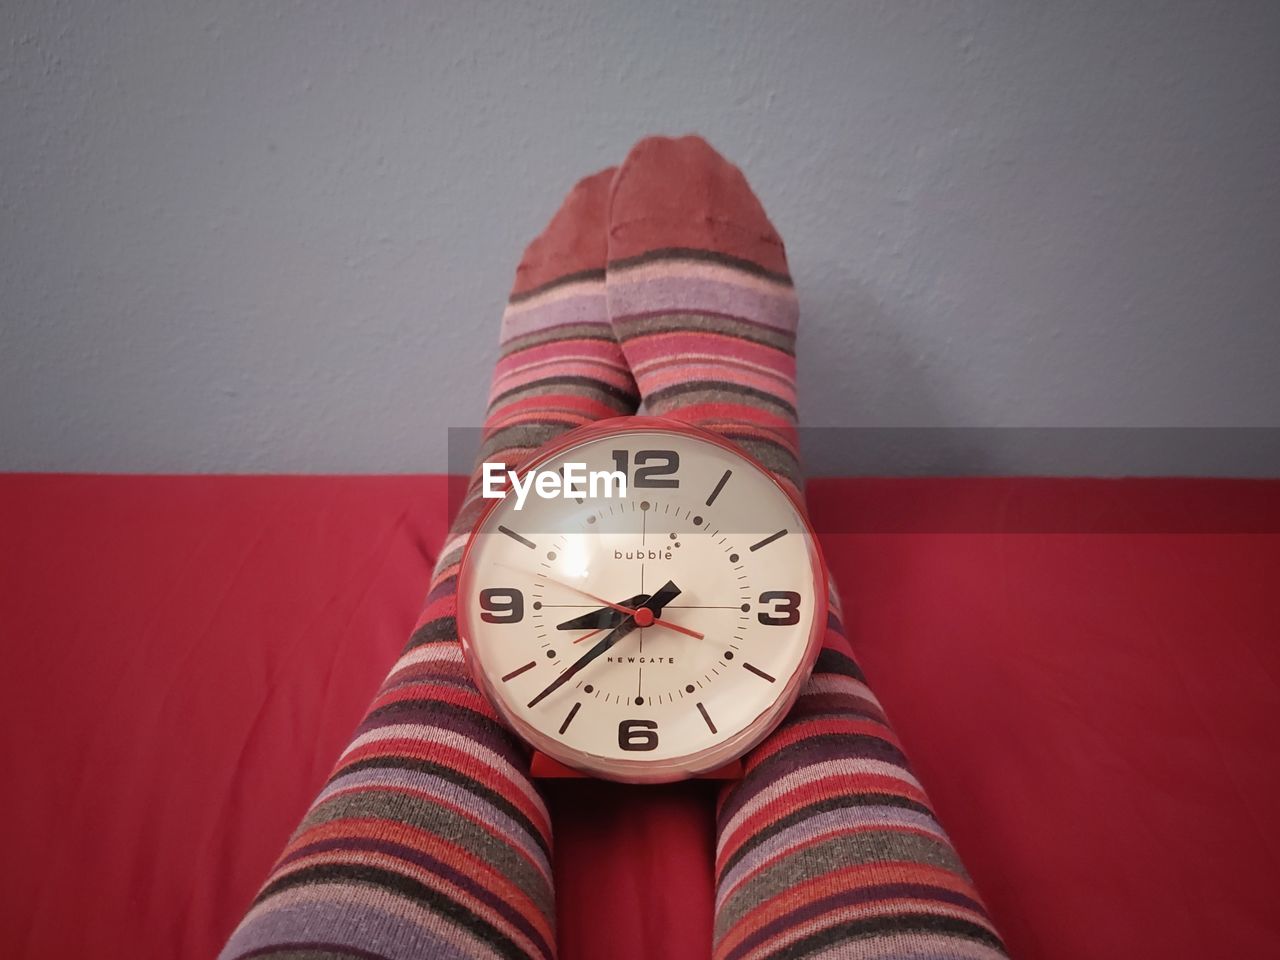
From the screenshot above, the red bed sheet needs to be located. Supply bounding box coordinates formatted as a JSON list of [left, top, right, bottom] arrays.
[[2, 474, 1278, 959]]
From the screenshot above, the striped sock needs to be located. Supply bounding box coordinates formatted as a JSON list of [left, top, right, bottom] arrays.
[[221, 167, 637, 960], [605, 135, 1006, 960]]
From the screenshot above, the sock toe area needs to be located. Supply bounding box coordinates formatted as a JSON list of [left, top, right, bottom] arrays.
[[512, 166, 617, 299], [609, 134, 789, 279]]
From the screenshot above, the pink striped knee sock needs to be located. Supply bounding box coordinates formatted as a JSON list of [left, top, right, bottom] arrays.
[[220, 167, 637, 960], [605, 135, 1006, 960]]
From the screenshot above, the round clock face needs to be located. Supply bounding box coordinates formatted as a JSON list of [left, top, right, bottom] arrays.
[[457, 417, 826, 783]]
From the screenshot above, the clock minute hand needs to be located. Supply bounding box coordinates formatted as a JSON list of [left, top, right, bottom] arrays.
[[528, 582, 691, 708], [527, 618, 638, 709]]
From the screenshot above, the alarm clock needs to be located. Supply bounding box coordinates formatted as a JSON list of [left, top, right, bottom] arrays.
[[457, 417, 827, 783]]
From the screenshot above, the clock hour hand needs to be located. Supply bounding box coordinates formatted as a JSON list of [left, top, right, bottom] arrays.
[[642, 581, 681, 616], [539, 575, 704, 640], [527, 618, 638, 708], [555, 594, 648, 631]]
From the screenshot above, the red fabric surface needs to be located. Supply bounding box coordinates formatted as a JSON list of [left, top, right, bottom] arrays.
[[2, 474, 1278, 959]]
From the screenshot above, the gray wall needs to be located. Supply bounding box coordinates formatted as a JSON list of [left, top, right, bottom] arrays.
[[3, 1, 1278, 475]]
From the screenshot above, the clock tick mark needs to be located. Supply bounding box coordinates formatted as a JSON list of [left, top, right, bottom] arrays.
[[559, 703, 581, 734], [501, 661, 537, 682], [749, 529, 788, 552], [706, 469, 732, 506], [697, 702, 718, 734], [743, 662, 777, 683], [498, 526, 536, 550]]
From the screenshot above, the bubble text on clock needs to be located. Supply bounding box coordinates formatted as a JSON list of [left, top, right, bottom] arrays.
[[481, 462, 627, 511]]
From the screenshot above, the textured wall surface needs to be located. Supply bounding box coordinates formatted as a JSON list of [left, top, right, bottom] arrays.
[[3, 1, 1278, 474]]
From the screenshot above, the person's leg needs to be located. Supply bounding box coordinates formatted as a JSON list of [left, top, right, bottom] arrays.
[[606, 136, 1006, 959], [221, 168, 637, 960]]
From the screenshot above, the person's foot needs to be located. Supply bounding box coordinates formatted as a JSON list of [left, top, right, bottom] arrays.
[[488, 164, 639, 463], [447, 166, 640, 548], [606, 134, 802, 496]]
